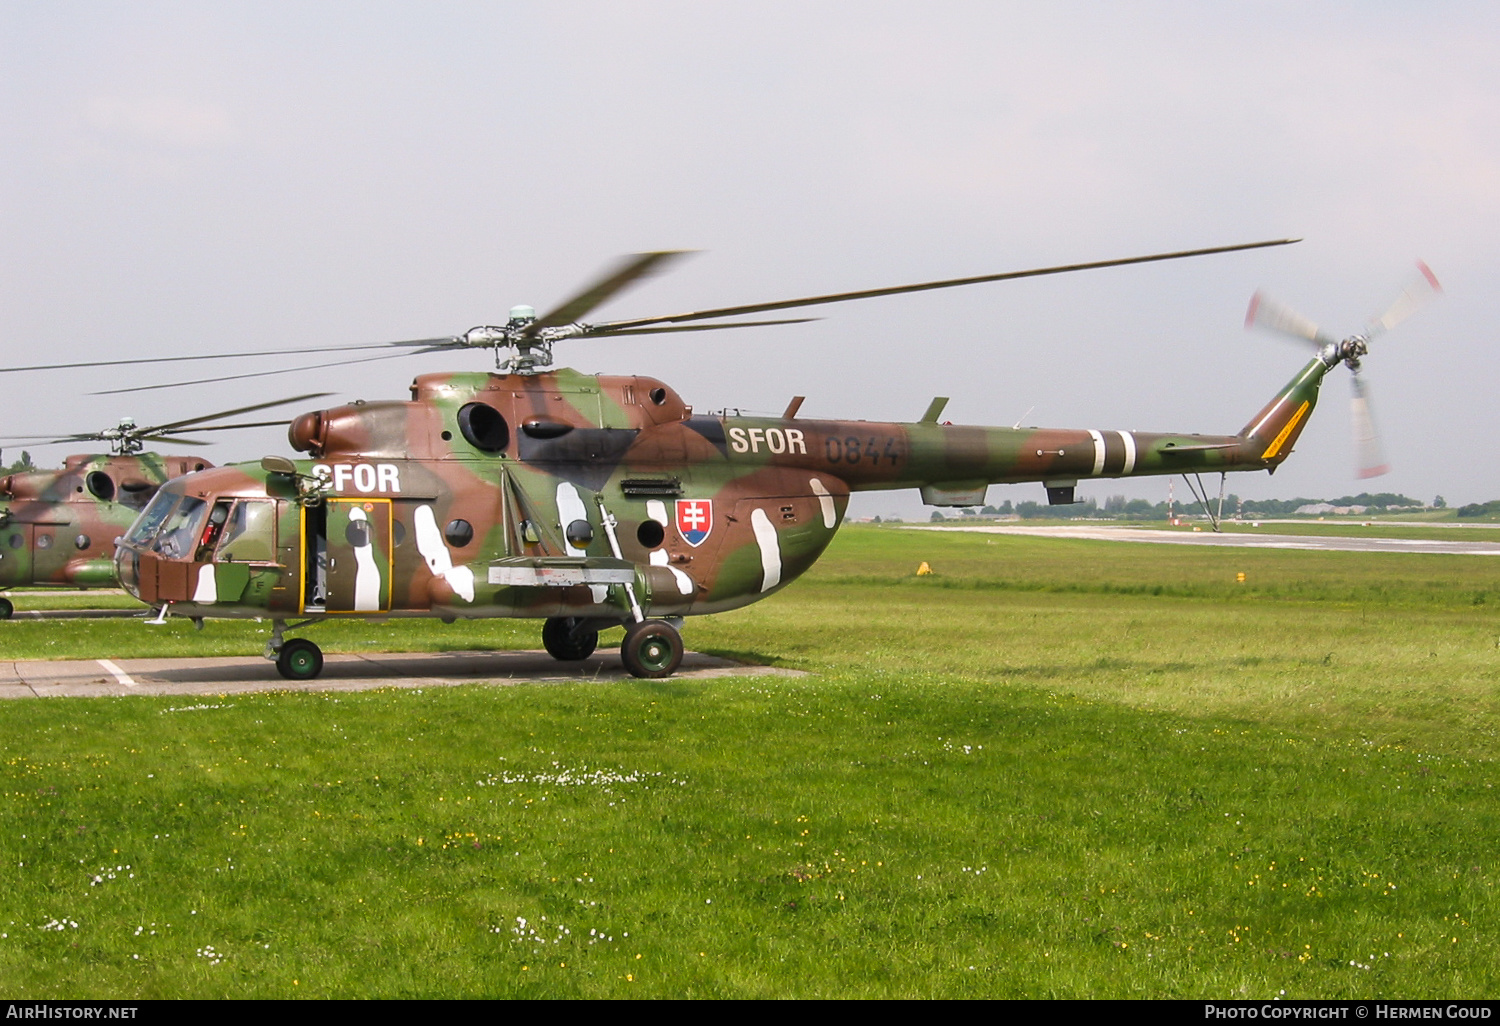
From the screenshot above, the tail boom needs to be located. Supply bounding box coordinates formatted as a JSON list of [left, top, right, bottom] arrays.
[[716, 356, 1331, 499]]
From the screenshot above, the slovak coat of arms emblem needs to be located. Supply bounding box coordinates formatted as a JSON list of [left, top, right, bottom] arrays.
[[675, 499, 713, 547]]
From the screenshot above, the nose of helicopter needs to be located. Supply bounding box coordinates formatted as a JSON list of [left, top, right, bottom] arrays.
[[113, 541, 142, 599]]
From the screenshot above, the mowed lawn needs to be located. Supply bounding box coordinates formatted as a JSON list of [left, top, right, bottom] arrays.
[[1, 525, 1497, 998]]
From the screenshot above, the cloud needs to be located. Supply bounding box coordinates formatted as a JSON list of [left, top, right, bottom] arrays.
[[84, 94, 235, 150]]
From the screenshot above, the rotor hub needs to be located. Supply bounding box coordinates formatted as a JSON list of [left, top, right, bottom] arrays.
[[1335, 335, 1369, 373], [107, 419, 144, 455], [461, 318, 580, 375]]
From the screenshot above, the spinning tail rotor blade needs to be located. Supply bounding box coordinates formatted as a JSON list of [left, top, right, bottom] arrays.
[[1245, 291, 1333, 347], [1349, 370, 1389, 479], [1366, 260, 1442, 339]]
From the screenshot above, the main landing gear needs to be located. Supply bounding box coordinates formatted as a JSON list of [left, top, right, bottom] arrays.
[[540, 615, 685, 679], [542, 616, 599, 661], [265, 619, 326, 681]]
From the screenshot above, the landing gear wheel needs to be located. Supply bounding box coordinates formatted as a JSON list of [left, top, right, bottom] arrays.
[[620, 619, 683, 679], [0, 597, 12, 619], [276, 638, 324, 681], [542, 617, 598, 661]]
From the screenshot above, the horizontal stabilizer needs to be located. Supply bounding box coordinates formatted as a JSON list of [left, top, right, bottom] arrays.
[[1161, 442, 1240, 453]]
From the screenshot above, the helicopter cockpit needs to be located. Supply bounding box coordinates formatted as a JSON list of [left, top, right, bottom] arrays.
[[116, 477, 284, 605], [123, 491, 208, 560]]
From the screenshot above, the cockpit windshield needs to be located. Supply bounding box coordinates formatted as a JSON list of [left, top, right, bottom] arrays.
[[123, 490, 210, 559], [153, 497, 208, 559], [124, 490, 178, 547]]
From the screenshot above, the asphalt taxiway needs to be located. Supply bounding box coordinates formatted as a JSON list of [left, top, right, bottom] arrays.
[[906, 524, 1500, 555], [0, 649, 801, 699]]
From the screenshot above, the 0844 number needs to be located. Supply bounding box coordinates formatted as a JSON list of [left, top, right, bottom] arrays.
[[824, 435, 901, 466]]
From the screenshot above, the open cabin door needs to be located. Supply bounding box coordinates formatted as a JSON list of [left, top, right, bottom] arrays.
[[305, 499, 393, 613]]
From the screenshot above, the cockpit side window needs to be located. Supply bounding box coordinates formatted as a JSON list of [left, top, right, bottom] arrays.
[[215, 500, 277, 562], [195, 501, 232, 562]]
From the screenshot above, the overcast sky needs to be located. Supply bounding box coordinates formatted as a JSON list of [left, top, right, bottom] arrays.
[[2, 2, 1495, 516]]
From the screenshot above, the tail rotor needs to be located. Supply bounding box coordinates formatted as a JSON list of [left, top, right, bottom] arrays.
[[1245, 261, 1441, 479]]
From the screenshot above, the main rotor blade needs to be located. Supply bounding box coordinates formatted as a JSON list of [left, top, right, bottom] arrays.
[[1349, 371, 1389, 479], [0, 342, 407, 376], [137, 435, 212, 447], [0, 433, 98, 445], [528, 251, 693, 335], [585, 318, 819, 337], [154, 419, 304, 434], [137, 392, 333, 436], [1366, 260, 1442, 339], [90, 351, 412, 395], [1245, 290, 1333, 347], [586, 239, 1300, 332]]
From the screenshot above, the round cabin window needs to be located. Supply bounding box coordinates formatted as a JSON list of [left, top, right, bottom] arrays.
[[565, 519, 593, 547], [75, 535, 91, 550], [444, 519, 474, 547], [636, 519, 665, 548]]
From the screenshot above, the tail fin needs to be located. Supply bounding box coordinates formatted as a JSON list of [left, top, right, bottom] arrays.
[[1238, 357, 1331, 467]]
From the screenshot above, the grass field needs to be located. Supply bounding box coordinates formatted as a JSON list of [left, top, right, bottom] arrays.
[[2, 526, 1497, 998], [926, 517, 1500, 542]]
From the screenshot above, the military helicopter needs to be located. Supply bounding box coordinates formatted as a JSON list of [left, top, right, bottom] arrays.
[[0, 395, 329, 617], [95, 238, 1407, 680]]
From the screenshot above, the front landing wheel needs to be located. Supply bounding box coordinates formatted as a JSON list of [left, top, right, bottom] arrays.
[[542, 617, 598, 661], [276, 638, 324, 681], [0, 597, 12, 619], [620, 619, 683, 679]]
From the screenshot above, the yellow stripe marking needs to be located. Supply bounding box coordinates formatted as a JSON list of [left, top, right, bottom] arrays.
[[300, 506, 307, 611], [1260, 401, 1310, 460]]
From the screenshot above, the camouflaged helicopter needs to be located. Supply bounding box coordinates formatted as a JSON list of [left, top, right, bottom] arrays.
[[0, 395, 328, 617], [97, 239, 1432, 681]]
